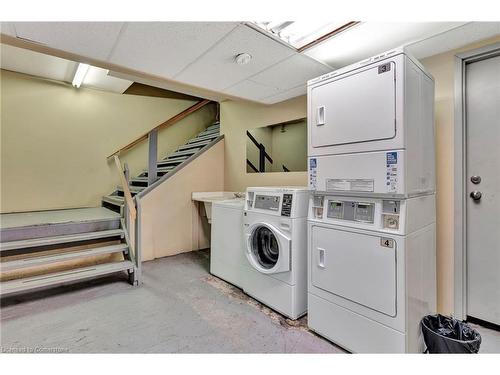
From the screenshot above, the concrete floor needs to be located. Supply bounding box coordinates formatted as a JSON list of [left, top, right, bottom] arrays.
[[0, 250, 343, 353], [1, 250, 499, 353]]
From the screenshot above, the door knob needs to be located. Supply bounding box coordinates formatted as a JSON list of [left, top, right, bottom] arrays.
[[470, 191, 482, 201]]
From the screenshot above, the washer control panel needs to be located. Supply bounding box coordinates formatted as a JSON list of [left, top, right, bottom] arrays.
[[326, 200, 375, 223], [281, 194, 293, 217], [254, 195, 280, 211]]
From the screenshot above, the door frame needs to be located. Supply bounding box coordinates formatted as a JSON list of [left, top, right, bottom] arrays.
[[454, 42, 500, 320]]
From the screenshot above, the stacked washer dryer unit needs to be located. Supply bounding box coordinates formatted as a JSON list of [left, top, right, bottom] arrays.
[[306, 48, 437, 353], [243, 187, 309, 320]]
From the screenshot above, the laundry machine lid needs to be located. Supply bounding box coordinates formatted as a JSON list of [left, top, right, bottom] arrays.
[[246, 223, 290, 274]]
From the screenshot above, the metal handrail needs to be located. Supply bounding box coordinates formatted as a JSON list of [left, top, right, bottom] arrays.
[[107, 99, 212, 159]]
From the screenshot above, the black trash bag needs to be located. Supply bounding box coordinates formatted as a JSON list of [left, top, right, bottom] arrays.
[[421, 314, 482, 353]]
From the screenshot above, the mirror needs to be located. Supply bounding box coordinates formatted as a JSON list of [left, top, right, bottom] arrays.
[[246, 118, 307, 173]]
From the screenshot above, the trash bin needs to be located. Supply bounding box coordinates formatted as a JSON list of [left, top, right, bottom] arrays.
[[421, 314, 482, 353]]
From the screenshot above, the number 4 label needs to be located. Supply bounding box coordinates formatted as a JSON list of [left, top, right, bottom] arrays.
[[380, 238, 394, 248]]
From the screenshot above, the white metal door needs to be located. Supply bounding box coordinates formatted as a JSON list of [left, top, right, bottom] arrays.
[[466, 54, 500, 326], [311, 225, 397, 316], [310, 62, 396, 149]]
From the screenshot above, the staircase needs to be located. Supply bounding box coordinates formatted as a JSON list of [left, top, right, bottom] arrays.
[[0, 100, 217, 297], [0, 207, 138, 297], [102, 121, 221, 214]]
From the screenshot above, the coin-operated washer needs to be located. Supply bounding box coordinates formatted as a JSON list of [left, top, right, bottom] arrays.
[[242, 187, 309, 320]]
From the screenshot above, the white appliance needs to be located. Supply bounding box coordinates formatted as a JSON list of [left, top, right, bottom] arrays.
[[307, 47, 435, 198], [210, 198, 246, 289], [242, 187, 309, 319], [307, 194, 436, 353]]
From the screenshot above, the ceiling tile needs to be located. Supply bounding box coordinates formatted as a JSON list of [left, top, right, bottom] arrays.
[[1, 43, 77, 82], [175, 24, 296, 91], [406, 22, 500, 59], [249, 54, 332, 91], [0, 22, 16, 36], [305, 22, 466, 68], [12, 22, 124, 60], [261, 84, 307, 105], [223, 79, 281, 101], [109, 22, 239, 77]]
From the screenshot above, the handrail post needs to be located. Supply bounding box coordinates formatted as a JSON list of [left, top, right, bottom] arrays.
[[123, 163, 130, 228], [148, 129, 158, 186]]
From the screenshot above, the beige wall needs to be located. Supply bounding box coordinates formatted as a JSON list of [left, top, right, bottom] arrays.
[[0, 70, 215, 213], [420, 35, 500, 315], [221, 95, 308, 191], [139, 140, 225, 261]]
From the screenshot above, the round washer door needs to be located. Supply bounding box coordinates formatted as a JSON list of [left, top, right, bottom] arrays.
[[246, 223, 290, 274]]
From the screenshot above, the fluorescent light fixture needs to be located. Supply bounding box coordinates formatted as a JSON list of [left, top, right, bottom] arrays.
[[251, 21, 355, 49], [72, 63, 90, 88]]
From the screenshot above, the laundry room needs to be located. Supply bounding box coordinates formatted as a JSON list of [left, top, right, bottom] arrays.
[[1, 1, 500, 373]]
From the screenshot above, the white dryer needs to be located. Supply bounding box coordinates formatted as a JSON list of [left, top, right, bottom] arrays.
[[210, 198, 246, 289], [307, 47, 435, 198], [307, 193, 437, 353], [242, 187, 309, 319]]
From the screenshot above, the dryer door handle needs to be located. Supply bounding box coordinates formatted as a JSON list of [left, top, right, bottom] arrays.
[[317, 106, 325, 126], [318, 248, 326, 268]]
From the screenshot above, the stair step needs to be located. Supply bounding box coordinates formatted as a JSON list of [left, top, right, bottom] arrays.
[[142, 166, 175, 177], [101, 197, 124, 214], [0, 260, 134, 297], [1, 243, 129, 272], [177, 140, 211, 151], [0, 229, 124, 252], [168, 148, 199, 158], [188, 133, 219, 144], [157, 158, 187, 167], [197, 128, 219, 137], [116, 185, 145, 194], [0, 208, 121, 243], [206, 123, 220, 131], [130, 177, 149, 186]]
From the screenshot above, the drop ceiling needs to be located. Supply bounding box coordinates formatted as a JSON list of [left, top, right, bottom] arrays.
[[1, 21, 499, 104], [0, 21, 332, 104], [0, 43, 133, 93]]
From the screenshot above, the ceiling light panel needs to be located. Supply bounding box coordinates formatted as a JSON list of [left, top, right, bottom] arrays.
[[83, 67, 133, 93], [305, 22, 466, 67], [12, 22, 125, 60], [109, 22, 239, 78], [72, 63, 90, 88], [252, 21, 351, 49]]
